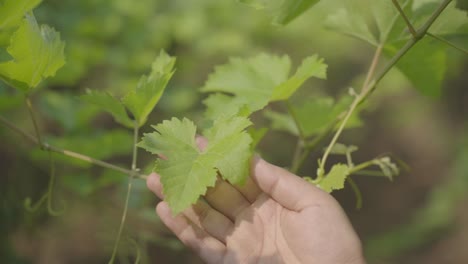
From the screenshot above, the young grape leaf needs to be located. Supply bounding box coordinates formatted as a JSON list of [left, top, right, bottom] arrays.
[[239, 0, 320, 25], [316, 164, 349, 193], [456, 0, 468, 13], [0, 0, 42, 29], [139, 116, 252, 214], [274, 0, 321, 25], [81, 50, 175, 128], [325, 0, 413, 46], [270, 54, 327, 101], [201, 53, 327, 120], [122, 51, 176, 127], [80, 90, 134, 128], [0, 15, 65, 92], [265, 95, 361, 138], [386, 37, 447, 97], [373, 157, 400, 180]]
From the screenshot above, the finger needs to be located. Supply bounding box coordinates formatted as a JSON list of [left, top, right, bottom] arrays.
[[232, 175, 262, 203], [251, 157, 327, 212], [157, 202, 226, 264], [184, 200, 234, 244], [147, 172, 164, 199], [204, 178, 251, 221]]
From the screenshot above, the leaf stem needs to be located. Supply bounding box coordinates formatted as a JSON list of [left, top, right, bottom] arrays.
[[46, 151, 66, 216], [426, 32, 468, 55], [285, 100, 306, 173], [363, 0, 453, 101], [108, 122, 140, 264], [320, 0, 453, 176], [26, 97, 43, 148], [346, 177, 362, 209], [320, 44, 384, 176], [0, 114, 147, 180], [391, 0, 417, 38]]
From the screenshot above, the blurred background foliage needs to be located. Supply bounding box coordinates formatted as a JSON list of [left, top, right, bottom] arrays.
[[1, 0, 467, 263]]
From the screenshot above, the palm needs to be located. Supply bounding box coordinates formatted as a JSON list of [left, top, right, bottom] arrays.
[[148, 158, 364, 264]]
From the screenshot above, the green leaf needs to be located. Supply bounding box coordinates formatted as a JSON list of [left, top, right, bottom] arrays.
[[271, 55, 327, 101], [325, 0, 408, 45], [139, 116, 252, 214], [265, 95, 361, 138], [81, 89, 134, 128], [456, 0, 468, 13], [274, 0, 321, 25], [0, 15, 65, 91], [122, 50, 176, 127], [202, 53, 326, 120], [316, 164, 349, 193], [264, 109, 299, 136], [386, 37, 447, 97], [239, 0, 320, 25], [0, 0, 42, 29]]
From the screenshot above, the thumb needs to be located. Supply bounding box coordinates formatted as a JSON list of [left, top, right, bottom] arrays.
[[251, 157, 327, 211]]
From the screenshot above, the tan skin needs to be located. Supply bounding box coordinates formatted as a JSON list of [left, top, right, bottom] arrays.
[[147, 139, 366, 264]]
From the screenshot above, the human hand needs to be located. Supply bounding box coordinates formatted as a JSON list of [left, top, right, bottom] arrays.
[[147, 154, 365, 264]]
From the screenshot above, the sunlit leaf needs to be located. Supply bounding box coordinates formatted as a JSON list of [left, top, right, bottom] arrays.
[[0, 15, 65, 91], [316, 164, 349, 193], [202, 53, 326, 120], [81, 89, 134, 128], [122, 50, 176, 127], [0, 0, 42, 29], [139, 116, 252, 214], [386, 37, 447, 97], [271, 55, 327, 101]]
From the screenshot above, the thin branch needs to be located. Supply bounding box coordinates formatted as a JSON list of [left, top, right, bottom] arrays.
[[0, 114, 147, 180], [26, 97, 43, 147], [427, 32, 468, 55], [46, 151, 66, 216], [392, 0, 417, 38], [363, 0, 453, 102], [285, 100, 307, 173], [108, 122, 140, 264], [346, 177, 362, 209], [320, 44, 384, 177]]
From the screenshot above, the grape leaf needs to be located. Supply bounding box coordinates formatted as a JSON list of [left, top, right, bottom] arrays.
[[0, 15, 65, 91], [201, 53, 326, 120], [81, 90, 134, 128], [239, 0, 320, 25], [386, 36, 447, 97], [325, 0, 411, 45], [316, 164, 349, 193], [0, 0, 42, 29], [456, 0, 468, 13], [139, 116, 252, 214], [265, 95, 361, 138], [122, 51, 176, 127], [274, 0, 321, 25], [270, 54, 327, 101]]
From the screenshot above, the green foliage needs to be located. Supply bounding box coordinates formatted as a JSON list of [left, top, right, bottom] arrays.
[[0, 0, 42, 29], [305, 164, 350, 193], [456, 0, 468, 13], [0, 14, 65, 91], [265, 95, 361, 138], [201, 53, 327, 120], [81, 90, 134, 128], [81, 51, 175, 128], [240, 0, 320, 25], [122, 51, 176, 127], [139, 116, 252, 214]]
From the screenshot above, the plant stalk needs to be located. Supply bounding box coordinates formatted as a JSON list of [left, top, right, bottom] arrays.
[[0, 114, 147, 180]]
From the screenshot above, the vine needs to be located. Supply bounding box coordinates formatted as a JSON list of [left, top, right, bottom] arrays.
[[0, 0, 466, 261]]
